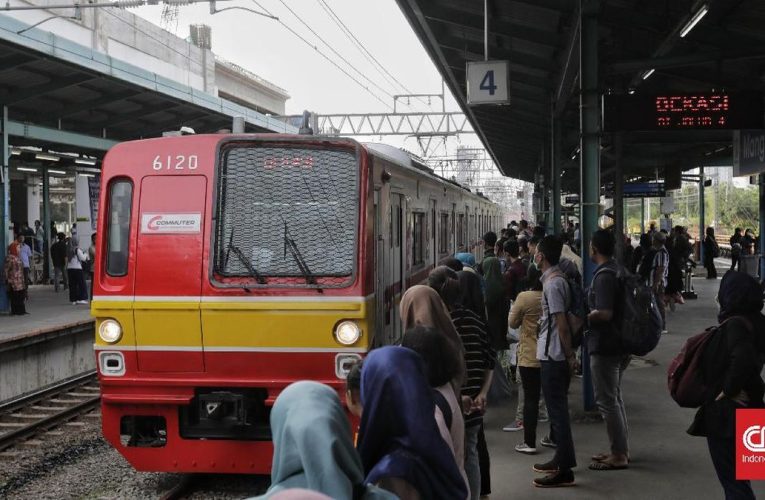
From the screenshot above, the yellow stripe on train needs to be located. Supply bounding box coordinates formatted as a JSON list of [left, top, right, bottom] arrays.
[[92, 297, 374, 350]]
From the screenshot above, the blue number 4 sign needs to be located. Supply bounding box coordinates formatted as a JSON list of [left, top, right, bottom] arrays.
[[480, 70, 497, 95]]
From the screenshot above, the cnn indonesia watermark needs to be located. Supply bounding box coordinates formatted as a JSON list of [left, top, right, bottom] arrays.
[[736, 409, 765, 478]]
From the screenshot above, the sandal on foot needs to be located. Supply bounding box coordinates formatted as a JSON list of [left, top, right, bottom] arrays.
[[591, 453, 609, 462], [589, 461, 628, 471]]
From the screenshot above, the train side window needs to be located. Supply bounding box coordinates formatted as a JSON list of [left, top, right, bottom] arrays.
[[457, 214, 465, 249], [413, 212, 424, 266], [106, 180, 133, 277], [439, 213, 449, 255]]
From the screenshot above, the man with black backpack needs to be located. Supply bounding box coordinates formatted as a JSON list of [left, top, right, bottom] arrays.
[[532, 236, 577, 488], [586, 230, 630, 472]]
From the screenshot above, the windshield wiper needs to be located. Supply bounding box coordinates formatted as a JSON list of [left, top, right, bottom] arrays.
[[282, 219, 323, 293], [224, 228, 267, 285]]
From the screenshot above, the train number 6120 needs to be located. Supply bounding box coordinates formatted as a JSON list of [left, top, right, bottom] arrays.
[[152, 155, 199, 171]]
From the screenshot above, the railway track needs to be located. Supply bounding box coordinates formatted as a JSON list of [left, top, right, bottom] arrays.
[[0, 370, 100, 452]]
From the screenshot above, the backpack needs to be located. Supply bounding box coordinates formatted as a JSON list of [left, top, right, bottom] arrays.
[[595, 266, 662, 356], [667, 317, 752, 408], [637, 248, 657, 281], [543, 272, 586, 357]]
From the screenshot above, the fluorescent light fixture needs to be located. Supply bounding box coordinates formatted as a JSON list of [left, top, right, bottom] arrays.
[[680, 5, 709, 38], [78, 173, 95, 178], [75, 158, 97, 166], [627, 88, 636, 95], [11, 148, 21, 156], [642, 68, 655, 80], [17, 167, 38, 173], [35, 153, 59, 162], [48, 169, 67, 175]]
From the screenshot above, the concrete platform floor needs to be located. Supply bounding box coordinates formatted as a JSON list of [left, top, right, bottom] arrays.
[[484, 273, 765, 499], [0, 285, 92, 342]]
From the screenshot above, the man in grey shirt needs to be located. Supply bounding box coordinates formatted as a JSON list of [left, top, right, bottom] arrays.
[[532, 235, 577, 488]]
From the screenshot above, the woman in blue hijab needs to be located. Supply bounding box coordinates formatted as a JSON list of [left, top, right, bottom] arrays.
[[358, 346, 468, 500], [254, 381, 395, 500]]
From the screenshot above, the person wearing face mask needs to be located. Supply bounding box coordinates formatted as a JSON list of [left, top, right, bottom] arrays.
[[531, 236, 577, 488], [586, 230, 630, 471]]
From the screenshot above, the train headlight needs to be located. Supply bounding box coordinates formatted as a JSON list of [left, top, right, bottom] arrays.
[[99, 319, 123, 344], [334, 321, 361, 346]]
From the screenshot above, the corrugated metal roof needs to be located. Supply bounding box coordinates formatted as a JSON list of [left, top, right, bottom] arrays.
[[396, 0, 765, 185]]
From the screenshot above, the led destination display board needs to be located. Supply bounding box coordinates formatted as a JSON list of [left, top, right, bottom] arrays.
[[604, 93, 764, 132]]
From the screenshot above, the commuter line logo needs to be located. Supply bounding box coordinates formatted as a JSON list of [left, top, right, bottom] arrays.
[[736, 409, 765, 479], [140, 213, 201, 234]]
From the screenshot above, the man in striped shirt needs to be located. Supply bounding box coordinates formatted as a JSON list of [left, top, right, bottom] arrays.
[[451, 289, 495, 500], [650, 231, 669, 333]]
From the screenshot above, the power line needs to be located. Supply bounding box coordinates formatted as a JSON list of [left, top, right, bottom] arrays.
[[251, 0, 392, 110], [315, 0, 412, 97], [274, 0, 394, 100]]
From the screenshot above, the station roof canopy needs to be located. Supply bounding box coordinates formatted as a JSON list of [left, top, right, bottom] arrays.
[[395, 0, 765, 184], [0, 14, 295, 156]]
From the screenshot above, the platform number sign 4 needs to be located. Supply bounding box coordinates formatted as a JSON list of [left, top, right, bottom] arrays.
[[480, 70, 497, 95], [467, 61, 510, 105]]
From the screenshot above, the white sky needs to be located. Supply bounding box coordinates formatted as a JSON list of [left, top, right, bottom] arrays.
[[130, 0, 527, 204], [134, 1, 471, 130]]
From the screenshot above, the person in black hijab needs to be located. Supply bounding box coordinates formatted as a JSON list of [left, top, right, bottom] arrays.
[[688, 271, 765, 500]]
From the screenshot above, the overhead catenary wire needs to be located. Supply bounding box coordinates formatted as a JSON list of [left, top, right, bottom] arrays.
[[315, 0, 427, 110], [274, 0, 395, 101], [251, 0, 392, 110]]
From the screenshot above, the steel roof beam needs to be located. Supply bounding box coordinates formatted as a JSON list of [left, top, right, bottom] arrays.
[[0, 54, 33, 76], [438, 35, 557, 73], [101, 102, 186, 128], [0, 118, 116, 150], [53, 89, 144, 118], [0, 74, 94, 105], [607, 48, 765, 74], [424, 7, 562, 48]]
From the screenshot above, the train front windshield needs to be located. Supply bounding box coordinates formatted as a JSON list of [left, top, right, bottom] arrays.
[[214, 143, 360, 288]]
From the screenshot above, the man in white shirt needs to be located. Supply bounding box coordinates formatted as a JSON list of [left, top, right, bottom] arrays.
[[16, 233, 32, 287]]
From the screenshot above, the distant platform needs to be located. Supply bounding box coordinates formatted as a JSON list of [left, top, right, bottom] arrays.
[[0, 286, 93, 347]]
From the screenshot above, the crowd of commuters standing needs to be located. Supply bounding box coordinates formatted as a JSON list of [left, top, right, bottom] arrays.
[[251, 217, 765, 500], [3, 221, 94, 315]]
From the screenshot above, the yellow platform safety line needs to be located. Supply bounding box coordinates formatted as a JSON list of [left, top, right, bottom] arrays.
[[92, 297, 375, 351]]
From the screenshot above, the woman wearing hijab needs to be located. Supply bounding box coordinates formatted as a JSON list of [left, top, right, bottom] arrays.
[[453, 271, 495, 499], [254, 381, 395, 500], [482, 255, 509, 351], [66, 236, 89, 305], [688, 271, 765, 500], [400, 284, 465, 385], [3, 243, 27, 315], [401, 327, 468, 489], [358, 346, 469, 500]]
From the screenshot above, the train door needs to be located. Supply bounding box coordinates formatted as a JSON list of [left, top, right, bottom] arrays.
[[373, 190, 386, 347], [431, 200, 437, 267], [389, 193, 404, 344], [133, 175, 206, 372]]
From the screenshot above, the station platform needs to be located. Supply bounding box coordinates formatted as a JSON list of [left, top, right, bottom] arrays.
[[485, 272, 765, 499], [0, 285, 93, 345], [0, 285, 94, 402]]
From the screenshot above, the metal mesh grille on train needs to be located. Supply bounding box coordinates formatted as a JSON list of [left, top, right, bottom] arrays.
[[214, 144, 359, 287]]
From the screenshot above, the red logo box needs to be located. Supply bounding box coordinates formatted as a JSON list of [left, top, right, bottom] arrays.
[[736, 409, 765, 480]]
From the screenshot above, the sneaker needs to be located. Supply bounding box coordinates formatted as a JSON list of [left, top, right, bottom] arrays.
[[76, 300, 89, 305], [661, 329, 669, 335], [540, 436, 557, 448], [532, 460, 559, 473], [502, 421, 524, 432], [72, 302, 77, 305], [533, 470, 575, 488], [515, 443, 537, 455]]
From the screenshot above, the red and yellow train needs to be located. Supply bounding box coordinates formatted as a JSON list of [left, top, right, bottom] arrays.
[[92, 133, 500, 473]]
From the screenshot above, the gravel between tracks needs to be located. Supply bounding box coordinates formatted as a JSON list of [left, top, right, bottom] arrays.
[[0, 413, 269, 499]]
